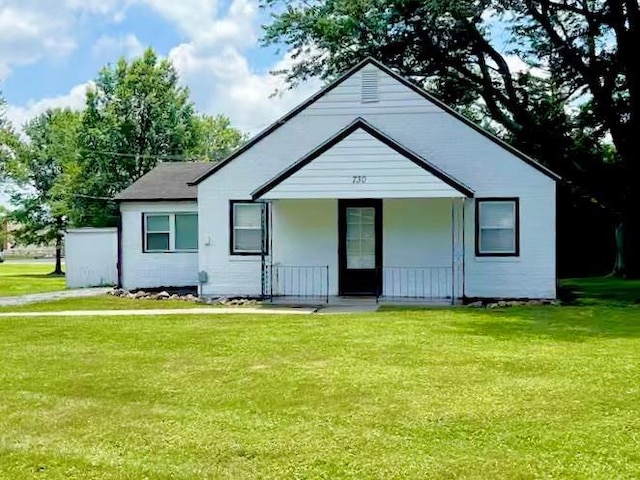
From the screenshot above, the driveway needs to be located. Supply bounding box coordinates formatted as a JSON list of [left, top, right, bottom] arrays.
[[0, 287, 112, 307]]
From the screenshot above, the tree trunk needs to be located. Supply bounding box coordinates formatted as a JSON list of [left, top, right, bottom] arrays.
[[54, 216, 64, 276], [611, 218, 625, 277]]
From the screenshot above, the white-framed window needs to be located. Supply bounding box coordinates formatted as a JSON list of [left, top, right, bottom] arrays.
[[476, 199, 519, 256], [230, 201, 267, 255], [143, 213, 198, 252]]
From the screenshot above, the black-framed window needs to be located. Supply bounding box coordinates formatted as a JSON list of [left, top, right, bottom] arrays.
[[230, 201, 268, 255], [143, 213, 198, 252], [475, 198, 519, 256]]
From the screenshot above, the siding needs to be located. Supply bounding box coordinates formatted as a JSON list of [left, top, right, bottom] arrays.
[[120, 201, 198, 290], [263, 198, 454, 298], [263, 129, 465, 199], [65, 228, 118, 288], [197, 62, 556, 299]]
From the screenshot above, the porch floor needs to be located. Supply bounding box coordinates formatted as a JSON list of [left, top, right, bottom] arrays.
[[267, 296, 455, 309]]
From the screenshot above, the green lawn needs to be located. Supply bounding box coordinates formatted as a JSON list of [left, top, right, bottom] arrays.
[[0, 295, 216, 313], [0, 262, 65, 297], [1, 306, 640, 478], [561, 276, 640, 305]]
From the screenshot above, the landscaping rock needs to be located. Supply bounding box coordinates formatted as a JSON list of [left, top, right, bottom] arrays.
[[467, 301, 484, 308], [157, 291, 170, 300]]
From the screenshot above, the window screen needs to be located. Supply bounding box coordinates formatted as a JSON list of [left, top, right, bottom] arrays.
[[231, 202, 266, 254], [477, 200, 518, 255], [146, 214, 170, 251]]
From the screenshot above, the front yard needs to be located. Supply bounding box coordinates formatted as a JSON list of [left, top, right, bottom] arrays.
[[0, 262, 65, 297], [1, 302, 640, 478]]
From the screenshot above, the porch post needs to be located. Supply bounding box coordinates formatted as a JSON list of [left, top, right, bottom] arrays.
[[451, 197, 466, 305]]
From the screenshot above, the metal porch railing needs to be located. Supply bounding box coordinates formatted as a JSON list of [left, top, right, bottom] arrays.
[[378, 266, 454, 303], [263, 264, 330, 303]]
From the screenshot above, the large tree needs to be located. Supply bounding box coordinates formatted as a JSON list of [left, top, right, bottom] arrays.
[[0, 92, 19, 180], [261, 0, 638, 275], [71, 48, 199, 227], [5, 109, 81, 275], [188, 114, 247, 162]]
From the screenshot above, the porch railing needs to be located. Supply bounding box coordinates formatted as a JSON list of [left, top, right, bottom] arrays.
[[378, 266, 453, 302], [263, 264, 330, 303]]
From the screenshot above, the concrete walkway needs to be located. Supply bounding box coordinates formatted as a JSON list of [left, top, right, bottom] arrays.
[[0, 306, 317, 317], [0, 287, 113, 308]]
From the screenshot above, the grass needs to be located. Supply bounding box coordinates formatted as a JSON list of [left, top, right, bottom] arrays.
[[561, 276, 640, 305], [0, 295, 217, 313], [1, 305, 640, 478], [0, 262, 66, 297]]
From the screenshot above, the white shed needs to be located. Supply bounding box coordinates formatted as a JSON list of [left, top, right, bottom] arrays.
[[65, 228, 118, 288]]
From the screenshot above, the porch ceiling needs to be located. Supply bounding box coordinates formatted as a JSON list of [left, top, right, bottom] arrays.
[[252, 118, 474, 201]]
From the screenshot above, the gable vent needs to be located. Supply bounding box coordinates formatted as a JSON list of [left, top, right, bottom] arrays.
[[361, 70, 380, 103]]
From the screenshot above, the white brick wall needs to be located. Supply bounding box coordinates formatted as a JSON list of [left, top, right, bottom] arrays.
[[196, 62, 556, 299], [120, 201, 199, 290]]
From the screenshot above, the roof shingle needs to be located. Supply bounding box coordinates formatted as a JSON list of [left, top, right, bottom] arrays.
[[115, 162, 212, 202]]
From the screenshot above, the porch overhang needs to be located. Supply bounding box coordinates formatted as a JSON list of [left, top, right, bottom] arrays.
[[252, 118, 474, 201]]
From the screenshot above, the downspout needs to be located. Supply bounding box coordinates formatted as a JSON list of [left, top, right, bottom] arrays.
[[462, 198, 466, 301], [451, 199, 455, 305], [117, 210, 123, 288]]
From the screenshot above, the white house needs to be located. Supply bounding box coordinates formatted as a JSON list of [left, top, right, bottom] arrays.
[[115, 58, 560, 302]]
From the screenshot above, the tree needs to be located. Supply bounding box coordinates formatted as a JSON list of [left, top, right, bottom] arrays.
[[261, 0, 638, 275], [0, 206, 8, 252], [71, 48, 199, 227], [0, 92, 19, 181], [188, 115, 247, 162], [5, 109, 81, 275]]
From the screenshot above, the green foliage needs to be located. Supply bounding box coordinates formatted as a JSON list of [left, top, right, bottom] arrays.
[[188, 114, 247, 162], [4, 109, 80, 269], [0, 205, 7, 249], [0, 92, 19, 181], [70, 48, 198, 227], [67, 48, 245, 227]]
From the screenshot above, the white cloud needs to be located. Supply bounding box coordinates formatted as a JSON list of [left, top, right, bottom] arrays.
[[0, 0, 131, 80], [6, 83, 90, 132], [170, 45, 321, 133], [0, 5, 75, 80], [503, 55, 549, 78], [3, 0, 323, 137], [158, 0, 321, 133], [92, 34, 145, 60]]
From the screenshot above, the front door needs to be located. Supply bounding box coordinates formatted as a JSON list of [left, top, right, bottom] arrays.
[[338, 199, 382, 296]]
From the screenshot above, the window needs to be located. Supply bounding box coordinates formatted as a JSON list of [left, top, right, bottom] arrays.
[[144, 213, 198, 252], [476, 198, 519, 256], [230, 201, 267, 255]]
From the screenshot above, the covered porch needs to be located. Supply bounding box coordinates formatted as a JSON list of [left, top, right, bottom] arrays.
[[260, 198, 466, 305], [252, 118, 473, 304]]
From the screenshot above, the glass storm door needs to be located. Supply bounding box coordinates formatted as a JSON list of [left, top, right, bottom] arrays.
[[338, 199, 382, 296]]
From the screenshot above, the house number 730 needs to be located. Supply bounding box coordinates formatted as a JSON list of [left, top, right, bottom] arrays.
[[352, 176, 367, 184]]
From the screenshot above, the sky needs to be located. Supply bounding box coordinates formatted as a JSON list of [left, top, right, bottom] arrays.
[[0, 0, 323, 135], [0, 0, 325, 207]]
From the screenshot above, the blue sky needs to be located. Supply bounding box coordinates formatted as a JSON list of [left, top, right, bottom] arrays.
[[0, 0, 323, 207], [0, 0, 320, 134]]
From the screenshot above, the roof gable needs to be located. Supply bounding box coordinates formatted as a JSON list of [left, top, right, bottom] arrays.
[[252, 118, 474, 200], [191, 58, 560, 186]]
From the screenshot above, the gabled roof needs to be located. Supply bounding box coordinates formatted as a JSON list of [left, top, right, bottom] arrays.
[[115, 162, 212, 202], [252, 118, 474, 200], [190, 57, 560, 186]]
